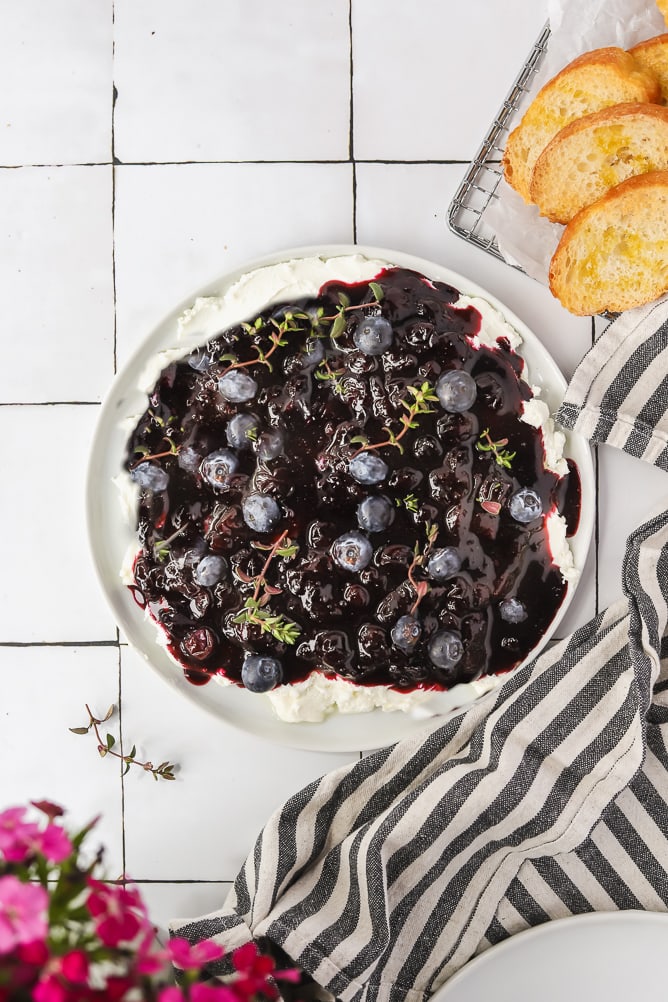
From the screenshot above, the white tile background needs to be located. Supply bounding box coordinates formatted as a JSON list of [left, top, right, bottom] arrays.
[[1, 0, 667, 938]]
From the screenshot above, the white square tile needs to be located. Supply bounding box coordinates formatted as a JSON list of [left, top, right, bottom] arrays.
[[0, 0, 112, 166], [597, 445, 668, 613], [0, 166, 114, 402], [352, 0, 547, 162], [134, 881, 232, 942], [0, 406, 117, 641], [113, 0, 350, 163], [113, 162, 353, 367], [0, 645, 123, 875], [121, 647, 358, 881]]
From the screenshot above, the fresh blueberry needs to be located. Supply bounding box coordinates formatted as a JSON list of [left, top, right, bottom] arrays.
[[499, 597, 528, 623], [348, 452, 389, 485], [357, 495, 394, 533], [435, 370, 478, 413], [331, 531, 373, 572], [241, 654, 283, 693], [242, 493, 281, 533], [186, 347, 212, 372], [177, 445, 203, 473], [130, 463, 169, 492], [353, 315, 394, 356], [508, 488, 543, 524], [200, 448, 239, 488], [226, 413, 260, 449], [428, 630, 464, 670], [194, 553, 228, 587], [391, 615, 422, 653], [218, 370, 258, 403], [426, 547, 462, 580], [301, 337, 325, 368], [257, 428, 285, 461]]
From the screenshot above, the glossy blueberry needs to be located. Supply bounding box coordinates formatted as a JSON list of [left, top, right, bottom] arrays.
[[435, 370, 478, 413], [508, 487, 543, 524], [428, 630, 464, 671], [301, 337, 325, 368], [194, 553, 228, 587], [242, 492, 281, 533], [499, 597, 528, 624], [391, 615, 422, 654], [186, 347, 212, 372], [357, 495, 394, 533], [353, 314, 394, 356], [241, 654, 283, 693], [426, 546, 462, 581], [348, 452, 389, 485], [226, 412, 260, 449], [200, 448, 239, 488], [257, 428, 285, 461], [130, 463, 169, 492], [331, 531, 373, 573], [177, 445, 203, 474], [218, 370, 258, 403]]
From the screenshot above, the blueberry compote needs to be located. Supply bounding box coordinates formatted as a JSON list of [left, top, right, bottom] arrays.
[[124, 267, 580, 696]]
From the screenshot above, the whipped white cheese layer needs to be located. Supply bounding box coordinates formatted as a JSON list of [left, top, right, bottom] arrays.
[[119, 253, 578, 724]]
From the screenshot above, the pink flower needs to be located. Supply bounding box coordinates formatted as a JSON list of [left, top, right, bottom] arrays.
[[0, 875, 48, 954], [169, 937, 225, 971], [86, 878, 149, 947], [37, 824, 72, 864], [0, 808, 42, 864], [134, 928, 169, 975], [157, 989, 186, 1002], [0, 807, 72, 864], [59, 950, 89, 984], [190, 987, 241, 1002], [33, 975, 68, 1002]]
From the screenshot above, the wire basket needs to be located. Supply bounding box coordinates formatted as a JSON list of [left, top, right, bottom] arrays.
[[447, 23, 551, 263]]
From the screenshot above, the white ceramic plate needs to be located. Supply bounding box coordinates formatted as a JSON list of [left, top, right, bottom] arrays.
[[435, 911, 668, 1001], [86, 244, 595, 752]]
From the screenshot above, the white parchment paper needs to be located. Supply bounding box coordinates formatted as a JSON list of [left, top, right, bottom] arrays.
[[486, 0, 667, 285]]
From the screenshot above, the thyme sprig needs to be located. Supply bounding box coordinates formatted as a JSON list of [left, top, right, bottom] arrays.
[[233, 530, 302, 644], [476, 428, 516, 469], [129, 437, 180, 469], [407, 521, 439, 615], [353, 381, 439, 456], [319, 283, 385, 338], [69, 705, 177, 781]]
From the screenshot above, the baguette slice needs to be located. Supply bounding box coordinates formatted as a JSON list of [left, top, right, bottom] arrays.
[[530, 102, 668, 223], [549, 170, 668, 315], [657, 0, 668, 27], [629, 34, 668, 102], [503, 47, 661, 203]]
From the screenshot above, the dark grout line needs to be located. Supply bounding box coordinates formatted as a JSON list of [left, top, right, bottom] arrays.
[[0, 158, 470, 169], [348, 0, 357, 243], [112, 0, 118, 376], [131, 879, 233, 885], [0, 640, 119, 648], [0, 400, 101, 407]]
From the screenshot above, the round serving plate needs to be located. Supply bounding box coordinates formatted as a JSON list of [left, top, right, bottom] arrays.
[[86, 244, 595, 752], [433, 911, 668, 1002]]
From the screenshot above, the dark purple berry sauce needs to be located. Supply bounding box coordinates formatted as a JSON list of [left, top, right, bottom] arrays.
[[124, 266, 580, 695]]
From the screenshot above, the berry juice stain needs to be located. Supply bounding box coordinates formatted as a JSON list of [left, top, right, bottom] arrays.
[[124, 268, 581, 694]]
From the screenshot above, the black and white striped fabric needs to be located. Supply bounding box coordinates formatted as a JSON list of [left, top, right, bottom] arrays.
[[171, 306, 668, 1001], [556, 295, 668, 469]]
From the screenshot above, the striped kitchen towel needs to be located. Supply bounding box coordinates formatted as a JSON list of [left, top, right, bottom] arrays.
[[171, 505, 668, 1002], [556, 294, 668, 469]]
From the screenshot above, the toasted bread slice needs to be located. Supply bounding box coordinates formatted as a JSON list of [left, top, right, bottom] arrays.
[[530, 102, 668, 223], [503, 47, 661, 202], [548, 170, 668, 315], [629, 34, 668, 102]]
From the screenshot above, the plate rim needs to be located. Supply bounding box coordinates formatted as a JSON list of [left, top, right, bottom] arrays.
[[433, 909, 668, 999], [85, 242, 595, 753]]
